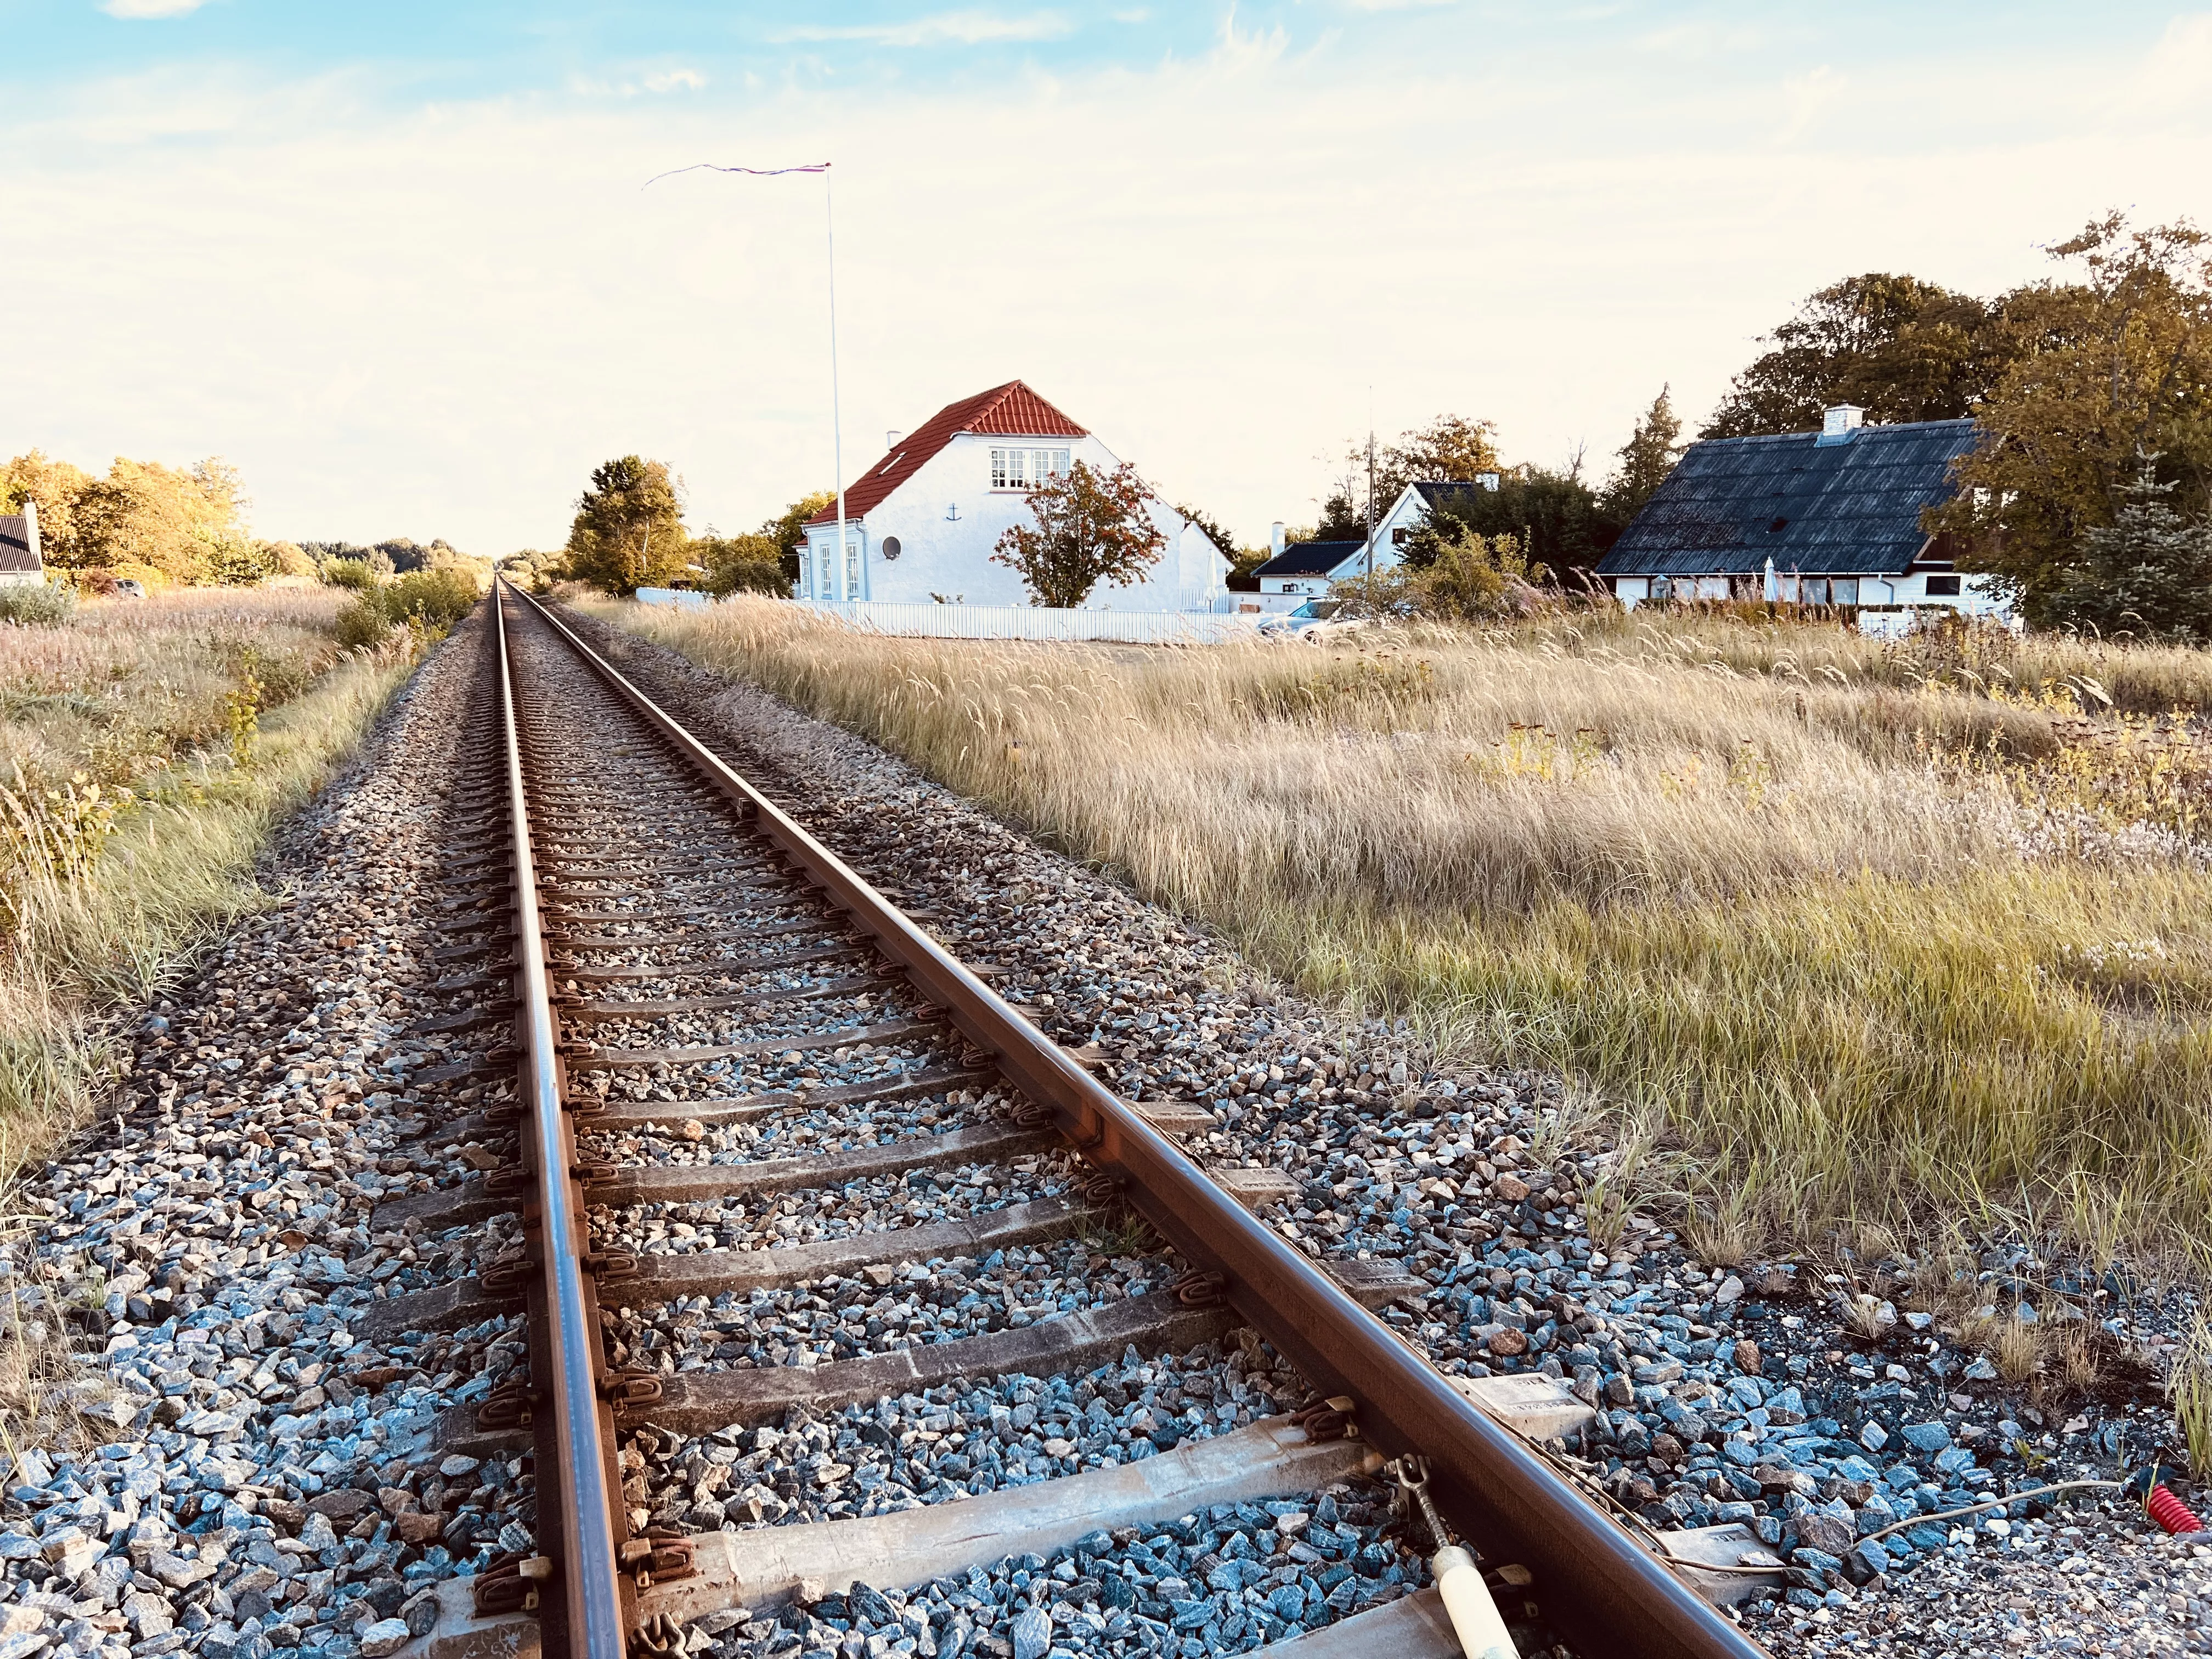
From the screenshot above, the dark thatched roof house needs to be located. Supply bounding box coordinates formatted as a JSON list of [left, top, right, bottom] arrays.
[[0, 501, 44, 586], [1597, 406, 2009, 629]]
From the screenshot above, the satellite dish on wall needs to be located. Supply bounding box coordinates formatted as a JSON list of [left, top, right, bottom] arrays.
[[882, 536, 902, 560]]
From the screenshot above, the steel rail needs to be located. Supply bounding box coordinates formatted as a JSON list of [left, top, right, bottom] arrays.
[[493, 586, 630, 1659], [500, 582, 1767, 1659]]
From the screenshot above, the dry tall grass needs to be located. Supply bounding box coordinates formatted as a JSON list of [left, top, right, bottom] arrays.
[[0, 589, 410, 1177], [1517, 605, 2212, 718], [0, 587, 347, 793], [603, 596, 2212, 1268]]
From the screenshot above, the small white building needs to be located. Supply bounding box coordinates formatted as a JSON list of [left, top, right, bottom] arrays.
[[1247, 535, 1367, 610], [0, 501, 43, 587], [1598, 408, 2012, 627], [1241, 479, 1503, 611], [797, 381, 1227, 610]]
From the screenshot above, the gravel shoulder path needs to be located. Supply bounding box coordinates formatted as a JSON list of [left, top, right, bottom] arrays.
[[0, 619, 520, 1659]]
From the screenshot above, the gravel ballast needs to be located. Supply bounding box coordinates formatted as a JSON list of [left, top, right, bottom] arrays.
[[0, 595, 2199, 1659], [583, 611, 2209, 1655]]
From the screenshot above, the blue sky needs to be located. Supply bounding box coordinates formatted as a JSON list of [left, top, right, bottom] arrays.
[[5, 3, 2209, 551]]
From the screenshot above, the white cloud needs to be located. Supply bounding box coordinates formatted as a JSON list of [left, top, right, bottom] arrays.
[[2133, 13, 2212, 108], [774, 10, 1073, 47], [100, 0, 209, 16], [1777, 64, 1843, 144], [644, 69, 707, 92], [5, 17, 2207, 555]]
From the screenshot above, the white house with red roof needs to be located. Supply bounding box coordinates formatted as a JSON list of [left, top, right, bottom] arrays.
[[797, 381, 1229, 610]]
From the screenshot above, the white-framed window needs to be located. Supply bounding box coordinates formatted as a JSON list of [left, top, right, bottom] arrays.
[[844, 538, 862, 599], [990, 447, 1073, 490]]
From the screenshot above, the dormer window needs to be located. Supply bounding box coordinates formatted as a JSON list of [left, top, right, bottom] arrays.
[[990, 447, 1072, 490]]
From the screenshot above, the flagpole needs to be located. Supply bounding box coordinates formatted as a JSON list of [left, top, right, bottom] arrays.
[[827, 166, 848, 600], [641, 160, 839, 597]]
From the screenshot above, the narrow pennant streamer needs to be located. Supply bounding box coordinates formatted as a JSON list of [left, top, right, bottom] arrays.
[[643, 162, 831, 189]]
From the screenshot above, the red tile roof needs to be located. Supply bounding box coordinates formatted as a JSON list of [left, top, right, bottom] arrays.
[[805, 380, 1090, 526]]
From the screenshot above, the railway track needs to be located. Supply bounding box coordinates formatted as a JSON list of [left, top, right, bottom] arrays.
[[369, 585, 1765, 1659]]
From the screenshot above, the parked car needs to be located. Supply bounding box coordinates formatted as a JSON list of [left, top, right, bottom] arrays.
[[114, 580, 147, 599], [1258, 597, 1355, 638]]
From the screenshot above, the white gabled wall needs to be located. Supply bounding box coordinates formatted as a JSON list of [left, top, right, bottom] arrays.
[[799, 431, 1227, 610], [1360, 485, 1431, 575], [1267, 486, 1434, 601], [1611, 568, 2013, 621]]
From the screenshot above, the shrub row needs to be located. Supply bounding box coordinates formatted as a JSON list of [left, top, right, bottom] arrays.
[[332, 569, 481, 649]]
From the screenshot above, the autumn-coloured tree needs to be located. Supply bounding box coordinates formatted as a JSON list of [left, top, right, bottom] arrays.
[[0, 451, 92, 559], [992, 459, 1166, 608], [565, 456, 690, 595], [3, 450, 262, 583], [1933, 215, 2212, 622], [1316, 415, 1502, 538]]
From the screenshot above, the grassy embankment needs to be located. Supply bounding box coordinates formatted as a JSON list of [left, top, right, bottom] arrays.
[[600, 596, 2212, 1287], [0, 588, 419, 1175]]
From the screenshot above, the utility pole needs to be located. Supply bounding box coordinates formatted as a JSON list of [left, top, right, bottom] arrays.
[[1364, 426, 1377, 590]]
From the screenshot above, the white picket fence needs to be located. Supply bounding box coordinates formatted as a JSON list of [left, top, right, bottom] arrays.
[[794, 599, 1260, 645]]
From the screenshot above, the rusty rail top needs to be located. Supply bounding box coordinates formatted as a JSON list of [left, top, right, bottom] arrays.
[[493, 588, 631, 1659], [498, 581, 1768, 1659]]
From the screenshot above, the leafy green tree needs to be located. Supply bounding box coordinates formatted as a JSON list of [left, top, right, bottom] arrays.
[[1702, 274, 2004, 437], [263, 541, 319, 581], [697, 533, 789, 596], [1414, 527, 1542, 620], [386, 568, 481, 628], [321, 558, 375, 590], [205, 534, 276, 586], [993, 460, 1166, 608], [1175, 502, 1237, 559], [763, 490, 836, 584], [1410, 467, 1609, 588], [2045, 453, 2212, 640], [333, 567, 481, 649], [500, 548, 567, 592], [565, 456, 690, 594], [1601, 386, 1686, 522]]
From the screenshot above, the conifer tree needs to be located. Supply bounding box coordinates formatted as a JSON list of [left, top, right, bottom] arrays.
[[2048, 453, 2212, 640], [1602, 386, 1684, 522]]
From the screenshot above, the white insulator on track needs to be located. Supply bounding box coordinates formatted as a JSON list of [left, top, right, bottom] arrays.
[[1431, 1544, 1517, 1659]]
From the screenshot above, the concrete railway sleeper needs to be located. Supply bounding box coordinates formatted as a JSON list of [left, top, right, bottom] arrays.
[[369, 586, 1764, 1659]]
